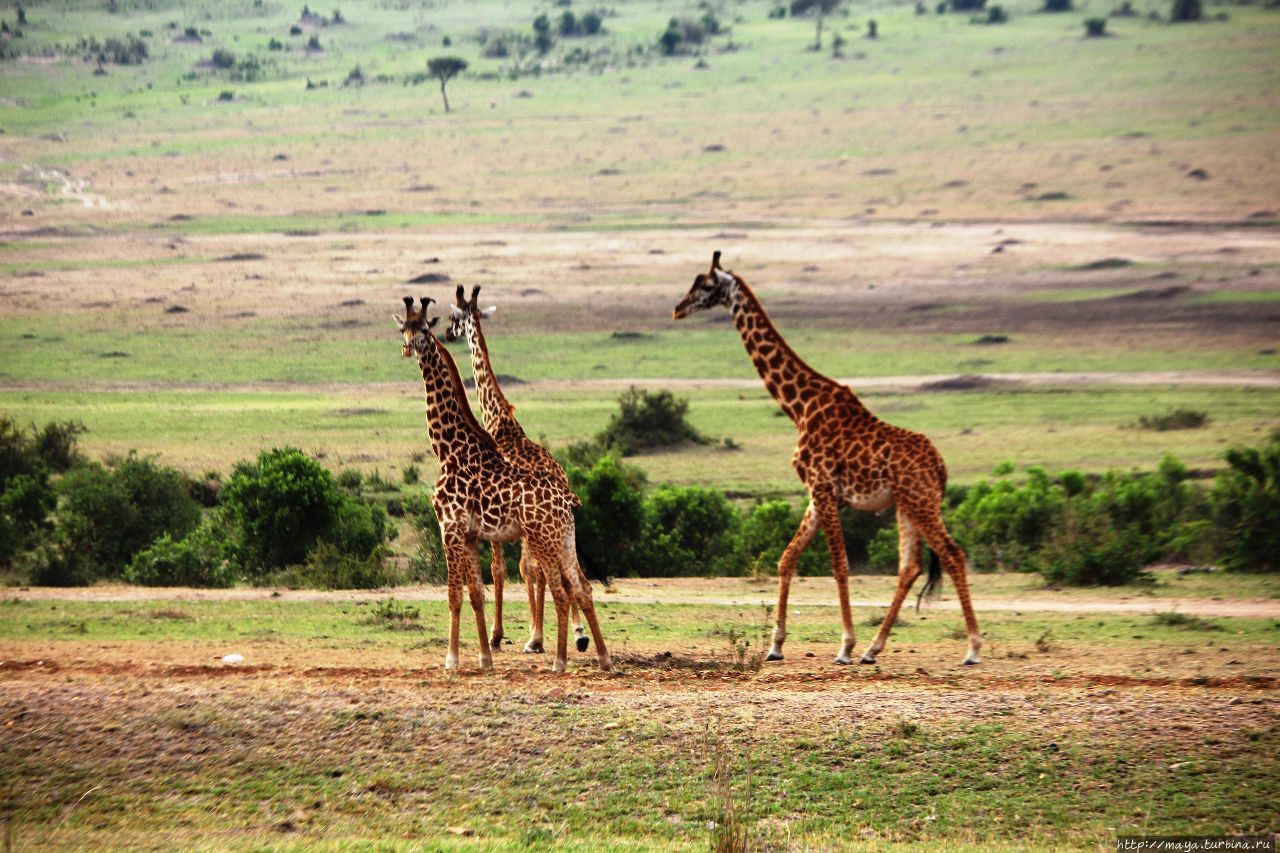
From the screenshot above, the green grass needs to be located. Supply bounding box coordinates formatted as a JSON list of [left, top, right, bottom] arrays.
[[0, 383, 1274, 492], [2, 597, 1276, 652], [2, 318, 1276, 384]]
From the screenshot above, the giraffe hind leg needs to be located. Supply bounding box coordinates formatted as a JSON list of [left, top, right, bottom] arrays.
[[489, 540, 505, 650], [902, 500, 983, 665]]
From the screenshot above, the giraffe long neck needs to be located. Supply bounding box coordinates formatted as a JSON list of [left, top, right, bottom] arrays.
[[416, 335, 502, 464], [730, 280, 842, 425], [465, 317, 521, 437]]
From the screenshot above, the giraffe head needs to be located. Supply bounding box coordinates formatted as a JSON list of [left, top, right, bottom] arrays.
[[672, 250, 738, 319], [393, 295, 440, 357], [443, 285, 497, 344]]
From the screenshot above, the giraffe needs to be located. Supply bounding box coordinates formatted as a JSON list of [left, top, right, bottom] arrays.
[[443, 284, 591, 656], [672, 253, 982, 666], [394, 296, 611, 672]]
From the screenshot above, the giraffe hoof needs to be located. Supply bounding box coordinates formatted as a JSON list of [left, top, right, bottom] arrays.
[[552, 659, 567, 673], [834, 656, 853, 666], [523, 641, 544, 654], [962, 656, 981, 666], [576, 636, 590, 653], [859, 656, 877, 665], [598, 657, 612, 673], [444, 654, 459, 671], [479, 655, 493, 670], [490, 635, 504, 650], [765, 651, 784, 662]]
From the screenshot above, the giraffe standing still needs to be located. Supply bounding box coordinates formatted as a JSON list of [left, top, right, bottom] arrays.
[[672, 253, 982, 666], [444, 284, 591, 655], [394, 296, 611, 672]]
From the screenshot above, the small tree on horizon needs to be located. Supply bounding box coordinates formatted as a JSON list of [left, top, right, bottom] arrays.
[[791, 0, 845, 50], [426, 55, 467, 112]]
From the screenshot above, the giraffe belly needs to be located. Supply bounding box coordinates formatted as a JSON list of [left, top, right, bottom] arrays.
[[841, 486, 894, 513]]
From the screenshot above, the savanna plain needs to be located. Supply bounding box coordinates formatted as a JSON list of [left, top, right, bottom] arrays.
[[1, 0, 1278, 849]]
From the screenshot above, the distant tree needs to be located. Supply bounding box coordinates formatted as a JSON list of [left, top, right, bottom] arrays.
[[1170, 0, 1201, 20], [866, 18, 878, 37], [1084, 16, 1107, 34], [790, 0, 844, 50], [1042, 0, 1072, 11], [427, 55, 467, 112], [581, 11, 603, 34], [559, 10, 578, 36], [532, 13, 553, 53], [17, 6, 27, 26]]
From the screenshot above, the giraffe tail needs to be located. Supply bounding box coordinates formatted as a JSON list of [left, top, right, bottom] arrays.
[[576, 546, 612, 590], [914, 547, 943, 612]]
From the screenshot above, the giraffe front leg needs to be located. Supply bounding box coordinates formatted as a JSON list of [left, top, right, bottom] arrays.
[[519, 548, 544, 654], [768, 502, 819, 662], [861, 508, 921, 665], [455, 537, 492, 669], [489, 541, 506, 651], [442, 534, 467, 671], [815, 497, 856, 665]]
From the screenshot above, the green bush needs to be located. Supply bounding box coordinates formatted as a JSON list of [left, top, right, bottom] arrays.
[[0, 416, 58, 565], [949, 466, 1065, 571], [0, 473, 53, 567], [1084, 16, 1108, 35], [1032, 504, 1152, 586], [567, 455, 647, 576], [221, 448, 390, 578], [1136, 408, 1209, 431], [639, 486, 739, 576], [734, 499, 829, 577], [1209, 436, 1280, 572], [406, 495, 448, 584], [124, 520, 235, 588], [598, 387, 705, 455], [54, 454, 202, 581], [34, 420, 85, 472], [292, 542, 393, 589]]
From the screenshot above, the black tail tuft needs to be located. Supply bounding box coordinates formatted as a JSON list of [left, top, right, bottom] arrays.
[[915, 548, 944, 612], [576, 546, 611, 589]]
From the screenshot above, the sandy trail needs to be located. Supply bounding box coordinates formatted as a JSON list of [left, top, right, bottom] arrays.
[[9, 582, 1278, 618]]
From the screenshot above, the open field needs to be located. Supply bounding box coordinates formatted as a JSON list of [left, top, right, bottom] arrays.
[[1, 2, 1277, 495], [2, 2, 1279, 848], [2, 576, 1278, 849]]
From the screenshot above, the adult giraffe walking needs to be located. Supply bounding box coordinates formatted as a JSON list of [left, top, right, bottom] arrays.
[[672, 253, 982, 666]]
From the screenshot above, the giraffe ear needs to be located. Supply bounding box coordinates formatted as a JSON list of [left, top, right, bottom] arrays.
[[449, 304, 465, 319], [714, 268, 735, 287], [480, 305, 497, 319], [392, 314, 405, 327], [427, 316, 441, 329]]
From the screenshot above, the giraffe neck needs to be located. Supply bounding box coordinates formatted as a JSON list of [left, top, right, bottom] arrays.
[[415, 335, 502, 465], [464, 316, 522, 437], [730, 280, 841, 424]]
